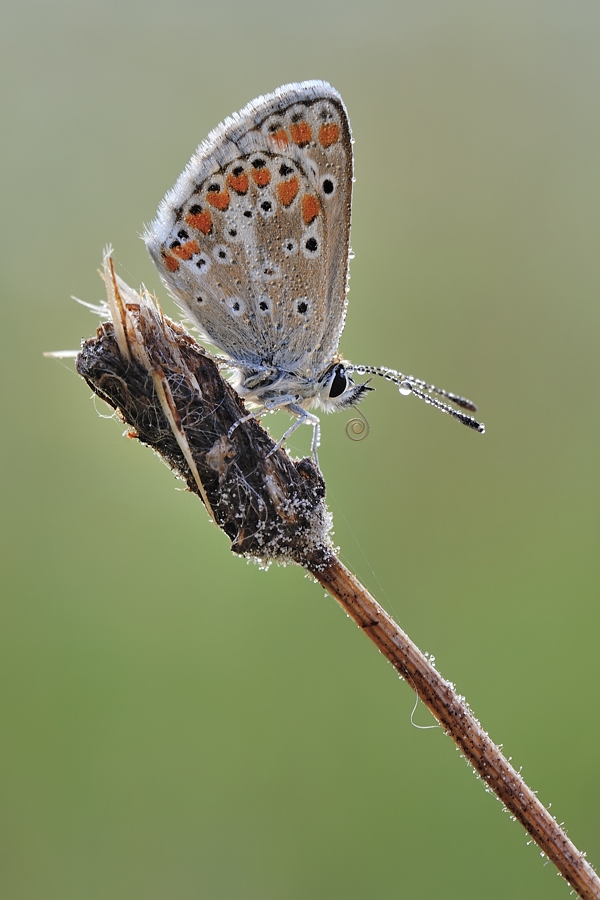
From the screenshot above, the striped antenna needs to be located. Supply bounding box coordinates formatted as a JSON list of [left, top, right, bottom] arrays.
[[348, 365, 485, 434]]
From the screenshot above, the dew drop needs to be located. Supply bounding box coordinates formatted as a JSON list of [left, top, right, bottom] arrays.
[[399, 380, 412, 396]]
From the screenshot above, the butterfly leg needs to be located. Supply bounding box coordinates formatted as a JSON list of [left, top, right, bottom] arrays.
[[228, 398, 322, 467], [267, 402, 321, 468], [227, 404, 273, 439], [226, 394, 295, 443]]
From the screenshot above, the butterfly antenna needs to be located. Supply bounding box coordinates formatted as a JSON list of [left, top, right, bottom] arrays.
[[348, 365, 485, 434]]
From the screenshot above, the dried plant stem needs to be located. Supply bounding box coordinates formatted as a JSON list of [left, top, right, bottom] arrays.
[[74, 254, 599, 900], [309, 556, 600, 900]]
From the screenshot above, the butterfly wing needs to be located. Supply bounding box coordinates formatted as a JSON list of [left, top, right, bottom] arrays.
[[145, 81, 353, 379]]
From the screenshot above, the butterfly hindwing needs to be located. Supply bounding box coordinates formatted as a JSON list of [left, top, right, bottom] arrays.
[[145, 81, 352, 379]]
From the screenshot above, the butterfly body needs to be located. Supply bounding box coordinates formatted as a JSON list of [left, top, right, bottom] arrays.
[[145, 82, 367, 426], [145, 81, 483, 460]]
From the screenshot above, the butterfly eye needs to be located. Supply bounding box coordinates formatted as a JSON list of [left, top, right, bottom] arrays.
[[329, 365, 347, 398]]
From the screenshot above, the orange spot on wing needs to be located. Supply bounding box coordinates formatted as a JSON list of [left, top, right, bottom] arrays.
[[277, 176, 299, 207], [171, 240, 200, 260], [206, 189, 230, 210], [186, 210, 213, 234], [302, 194, 320, 225], [252, 168, 271, 187], [226, 173, 249, 194], [319, 123, 340, 147], [290, 122, 312, 146], [164, 254, 180, 272], [271, 128, 289, 146]]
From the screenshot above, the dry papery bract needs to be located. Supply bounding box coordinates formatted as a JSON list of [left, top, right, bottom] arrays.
[[75, 255, 334, 569]]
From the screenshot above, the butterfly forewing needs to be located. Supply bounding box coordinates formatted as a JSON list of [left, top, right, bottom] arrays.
[[145, 81, 353, 379]]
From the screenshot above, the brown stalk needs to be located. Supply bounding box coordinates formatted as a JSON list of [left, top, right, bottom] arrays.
[[74, 262, 600, 900]]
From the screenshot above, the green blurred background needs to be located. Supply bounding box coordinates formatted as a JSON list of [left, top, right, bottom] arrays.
[[2, 1, 599, 897]]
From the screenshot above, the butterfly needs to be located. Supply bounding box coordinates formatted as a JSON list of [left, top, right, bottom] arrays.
[[144, 81, 483, 466]]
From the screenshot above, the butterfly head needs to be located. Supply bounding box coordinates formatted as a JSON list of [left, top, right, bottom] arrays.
[[316, 363, 374, 413]]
